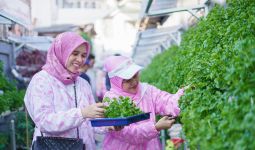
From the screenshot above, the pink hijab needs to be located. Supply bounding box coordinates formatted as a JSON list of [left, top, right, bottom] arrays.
[[42, 32, 90, 85], [104, 56, 142, 101]]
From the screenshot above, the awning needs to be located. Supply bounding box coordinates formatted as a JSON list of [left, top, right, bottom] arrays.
[[0, 10, 30, 28], [8, 36, 53, 52], [143, 0, 209, 18], [35, 24, 78, 34], [0, 15, 12, 24]]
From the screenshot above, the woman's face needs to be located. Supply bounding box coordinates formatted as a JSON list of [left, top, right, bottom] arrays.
[[66, 44, 87, 73], [122, 73, 139, 94]]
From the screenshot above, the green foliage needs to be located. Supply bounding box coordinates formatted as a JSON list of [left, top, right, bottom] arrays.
[[0, 133, 8, 150], [0, 90, 25, 112], [103, 96, 143, 118], [141, 0, 255, 149], [165, 140, 175, 150], [0, 62, 25, 114], [0, 111, 34, 150], [15, 111, 34, 149], [0, 62, 27, 149], [0, 62, 15, 92], [80, 32, 93, 53]]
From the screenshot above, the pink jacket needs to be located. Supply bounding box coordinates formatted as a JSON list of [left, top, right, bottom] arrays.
[[103, 83, 182, 150], [24, 70, 98, 150]]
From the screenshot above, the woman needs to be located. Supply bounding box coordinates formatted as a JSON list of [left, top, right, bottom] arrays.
[[24, 32, 105, 150], [102, 55, 185, 150]]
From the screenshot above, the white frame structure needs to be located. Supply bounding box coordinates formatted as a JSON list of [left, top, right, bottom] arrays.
[[132, 26, 181, 66]]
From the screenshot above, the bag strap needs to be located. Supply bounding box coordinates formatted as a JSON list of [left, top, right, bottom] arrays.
[[39, 81, 80, 139], [73, 81, 80, 139]]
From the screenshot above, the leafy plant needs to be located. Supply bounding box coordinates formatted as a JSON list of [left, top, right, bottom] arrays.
[[141, 0, 255, 149], [103, 96, 143, 118], [0, 62, 25, 113], [0, 133, 8, 150], [0, 61, 27, 149], [15, 111, 34, 150]]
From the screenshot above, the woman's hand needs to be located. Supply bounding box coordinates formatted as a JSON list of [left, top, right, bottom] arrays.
[[155, 116, 175, 131], [108, 126, 124, 131], [81, 103, 105, 118]]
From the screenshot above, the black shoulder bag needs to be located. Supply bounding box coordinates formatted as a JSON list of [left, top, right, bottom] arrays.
[[32, 82, 84, 150]]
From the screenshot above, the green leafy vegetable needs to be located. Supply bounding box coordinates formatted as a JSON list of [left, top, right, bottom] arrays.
[[103, 96, 143, 118]]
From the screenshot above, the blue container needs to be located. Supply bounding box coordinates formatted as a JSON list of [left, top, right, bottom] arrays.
[[90, 112, 150, 127]]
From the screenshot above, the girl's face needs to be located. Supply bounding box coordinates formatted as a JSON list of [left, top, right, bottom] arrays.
[[122, 73, 139, 94], [66, 44, 87, 73]]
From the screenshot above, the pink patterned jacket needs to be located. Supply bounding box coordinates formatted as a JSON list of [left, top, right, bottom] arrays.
[[24, 70, 99, 150]]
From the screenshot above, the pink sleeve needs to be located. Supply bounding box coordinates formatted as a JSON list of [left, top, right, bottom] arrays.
[[110, 121, 159, 144], [24, 75, 84, 134], [150, 86, 184, 117]]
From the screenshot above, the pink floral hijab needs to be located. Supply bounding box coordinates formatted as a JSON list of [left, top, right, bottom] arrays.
[[42, 32, 90, 85], [104, 56, 143, 101]]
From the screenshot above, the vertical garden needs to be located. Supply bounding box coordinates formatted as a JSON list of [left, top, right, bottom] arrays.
[[141, 0, 255, 149]]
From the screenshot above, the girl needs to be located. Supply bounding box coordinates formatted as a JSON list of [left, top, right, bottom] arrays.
[[102, 55, 185, 150]]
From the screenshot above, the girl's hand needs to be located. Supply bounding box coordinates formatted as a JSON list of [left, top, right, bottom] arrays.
[[155, 116, 175, 131], [81, 103, 105, 118], [108, 126, 124, 131], [177, 88, 185, 96]]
